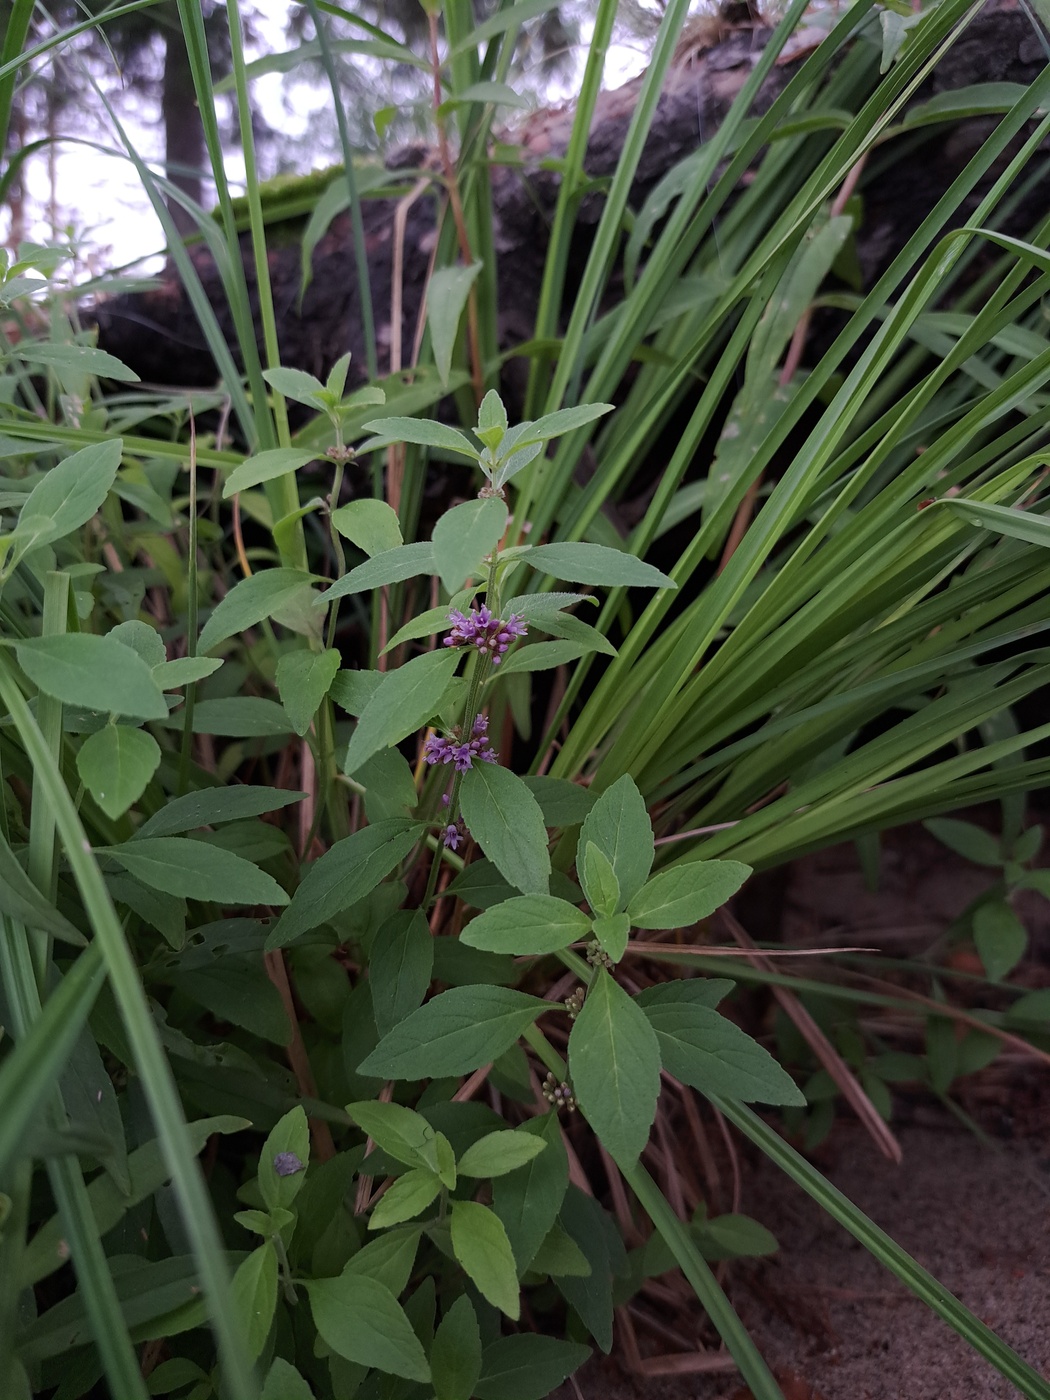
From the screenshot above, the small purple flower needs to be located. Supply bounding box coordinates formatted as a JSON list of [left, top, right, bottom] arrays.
[[443, 605, 526, 664], [424, 713, 497, 773], [273, 1151, 304, 1178], [442, 822, 463, 850]]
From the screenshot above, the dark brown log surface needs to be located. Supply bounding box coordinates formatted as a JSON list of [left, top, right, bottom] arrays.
[[93, 8, 1048, 394]]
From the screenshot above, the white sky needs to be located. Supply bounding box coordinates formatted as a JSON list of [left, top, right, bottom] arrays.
[[11, 2, 651, 274]]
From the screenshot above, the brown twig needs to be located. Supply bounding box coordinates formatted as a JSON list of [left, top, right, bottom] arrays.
[[263, 950, 336, 1163]]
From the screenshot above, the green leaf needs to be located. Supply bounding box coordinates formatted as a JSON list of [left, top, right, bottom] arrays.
[[343, 649, 461, 775], [223, 448, 318, 498], [262, 1358, 314, 1400], [643, 1001, 804, 1106], [268, 820, 423, 947], [474, 1335, 591, 1400], [136, 786, 304, 839], [170, 960, 289, 1045], [197, 569, 319, 654], [940, 497, 1050, 549], [262, 365, 327, 408], [329, 668, 383, 715], [476, 389, 507, 447], [345, 1225, 422, 1295], [923, 818, 1002, 867], [16, 341, 138, 382], [524, 609, 617, 658], [460, 894, 591, 956], [524, 542, 675, 589], [358, 416, 481, 460], [109, 619, 166, 669], [320, 539, 437, 602], [369, 1168, 442, 1230], [432, 496, 507, 594], [492, 1113, 568, 1274], [591, 912, 630, 962], [427, 262, 483, 386], [458, 1129, 546, 1178], [230, 1243, 277, 1361], [973, 900, 1027, 982], [77, 725, 160, 819], [259, 1106, 310, 1212], [346, 1100, 443, 1172], [578, 775, 653, 910], [330, 498, 404, 556], [275, 648, 341, 737], [370, 909, 434, 1037], [450, 1200, 520, 1319], [105, 837, 289, 906], [442, 80, 529, 111], [696, 1213, 779, 1261], [307, 1271, 431, 1382], [359, 746, 418, 823], [578, 841, 620, 918], [326, 352, 353, 400], [460, 762, 551, 895], [358, 986, 548, 1079], [180, 697, 293, 737], [16, 635, 167, 721], [9, 439, 122, 565], [430, 1294, 482, 1400], [152, 656, 223, 689], [627, 860, 751, 930], [569, 969, 660, 1166], [506, 403, 613, 450], [530, 1223, 591, 1277], [494, 639, 589, 675], [521, 776, 596, 827], [634, 978, 735, 1010], [0, 829, 85, 946]]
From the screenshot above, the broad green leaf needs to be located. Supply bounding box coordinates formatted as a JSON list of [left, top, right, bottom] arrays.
[[223, 448, 317, 498], [346, 1100, 442, 1172], [370, 909, 434, 1037], [643, 1001, 804, 1105], [460, 762, 551, 895], [591, 913, 630, 962], [524, 542, 675, 589], [307, 1272, 431, 1382], [627, 860, 751, 930], [578, 775, 653, 910], [474, 1335, 591, 1400], [530, 1223, 591, 1277], [569, 969, 660, 1165], [494, 639, 587, 676], [521, 776, 596, 827], [358, 415, 481, 460], [382, 598, 473, 654], [460, 894, 591, 956], [136, 785, 304, 839], [16, 342, 138, 381], [330, 498, 404, 556], [197, 569, 319, 653], [555, 1190, 622, 1353], [458, 1129, 547, 1178], [359, 746, 418, 823], [427, 262, 483, 386], [634, 978, 735, 1010], [358, 986, 548, 1079], [326, 352, 353, 400], [432, 496, 507, 593], [697, 1213, 779, 1261], [329, 668, 383, 715], [923, 818, 1002, 867], [320, 540, 437, 602], [10, 439, 122, 564], [259, 1106, 310, 1212], [493, 1113, 568, 1274], [180, 697, 293, 737], [275, 647, 341, 736], [368, 1169, 442, 1230], [343, 649, 461, 775], [16, 635, 167, 720], [974, 900, 1027, 982], [76, 725, 160, 819], [506, 403, 613, 450], [109, 619, 166, 668], [170, 960, 289, 1045], [450, 1200, 519, 1319], [442, 80, 529, 111], [430, 1294, 482, 1400], [345, 1226, 422, 1295], [524, 609, 617, 658], [476, 389, 507, 447], [0, 829, 85, 946], [230, 1243, 278, 1361], [268, 820, 422, 947], [578, 841, 620, 918], [152, 656, 223, 689], [262, 365, 327, 407], [105, 837, 289, 906], [262, 1358, 314, 1400]]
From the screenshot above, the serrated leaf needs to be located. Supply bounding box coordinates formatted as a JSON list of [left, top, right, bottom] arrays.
[[525, 542, 675, 589], [343, 649, 461, 775], [568, 969, 659, 1165], [346, 1100, 441, 1171], [76, 725, 160, 819], [643, 1001, 804, 1105], [275, 647, 341, 736], [10, 439, 122, 565], [268, 820, 422, 946], [369, 1168, 442, 1230], [634, 978, 735, 1010], [230, 1243, 278, 1361], [460, 894, 590, 956], [578, 775, 653, 911], [358, 986, 548, 1079], [923, 818, 1002, 867], [358, 416, 481, 460], [627, 860, 751, 930], [460, 762, 550, 895], [223, 448, 317, 498], [458, 1129, 546, 1178], [104, 837, 289, 906], [262, 365, 327, 407], [430, 1294, 481, 1400], [450, 1199, 519, 1318], [578, 841, 620, 918], [974, 900, 1027, 981], [432, 496, 507, 594], [591, 912, 630, 962], [16, 634, 167, 720], [307, 1271, 431, 1381], [492, 1113, 568, 1274], [198, 569, 319, 653], [427, 262, 483, 386], [330, 498, 403, 556]]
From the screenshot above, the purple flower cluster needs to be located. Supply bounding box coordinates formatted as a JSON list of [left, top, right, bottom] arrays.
[[423, 713, 497, 773], [443, 605, 526, 665]]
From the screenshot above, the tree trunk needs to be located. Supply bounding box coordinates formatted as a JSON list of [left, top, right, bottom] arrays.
[[162, 25, 205, 237]]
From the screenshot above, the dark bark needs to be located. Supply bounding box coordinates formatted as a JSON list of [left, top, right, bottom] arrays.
[[162, 25, 205, 238], [93, 7, 1049, 395]]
